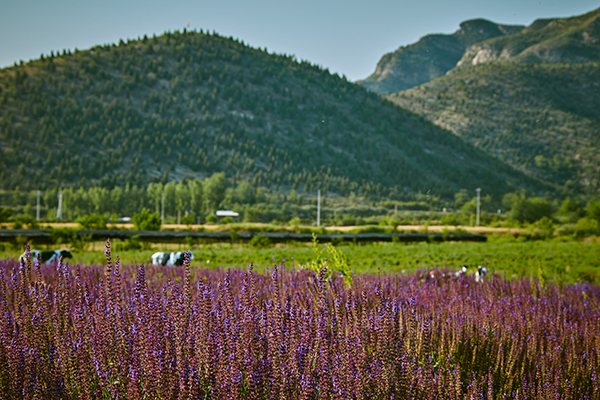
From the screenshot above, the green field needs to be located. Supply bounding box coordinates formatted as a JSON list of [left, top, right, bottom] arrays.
[[3, 237, 599, 284]]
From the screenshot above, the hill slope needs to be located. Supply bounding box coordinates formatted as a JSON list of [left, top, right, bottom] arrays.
[[384, 7, 600, 194], [358, 19, 524, 94], [389, 62, 600, 193], [0, 30, 547, 200]]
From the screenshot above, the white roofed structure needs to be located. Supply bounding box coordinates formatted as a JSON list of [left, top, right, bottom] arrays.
[[216, 210, 239, 217]]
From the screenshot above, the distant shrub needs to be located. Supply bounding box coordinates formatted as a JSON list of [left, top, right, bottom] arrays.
[[218, 216, 233, 225], [0, 207, 13, 223], [588, 199, 600, 223], [114, 235, 143, 251], [556, 223, 577, 237], [50, 228, 77, 244], [399, 201, 432, 211], [132, 209, 161, 231], [11, 215, 39, 229], [557, 197, 584, 223], [575, 217, 599, 238], [440, 213, 463, 226], [288, 217, 301, 227], [71, 233, 93, 252], [76, 213, 108, 230], [242, 207, 259, 223], [249, 234, 270, 248], [533, 216, 554, 239], [49, 227, 92, 250], [205, 214, 217, 223], [229, 230, 240, 244], [180, 213, 195, 226], [339, 214, 356, 226], [331, 236, 344, 246], [488, 233, 522, 243], [504, 191, 553, 224]]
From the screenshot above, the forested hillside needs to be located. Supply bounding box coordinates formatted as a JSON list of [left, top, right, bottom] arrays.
[[0, 29, 545, 201], [358, 6, 600, 195], [389, 58, 600, 194]]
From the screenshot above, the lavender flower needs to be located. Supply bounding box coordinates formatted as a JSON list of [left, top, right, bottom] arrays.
[[0, 254, 597, 399]]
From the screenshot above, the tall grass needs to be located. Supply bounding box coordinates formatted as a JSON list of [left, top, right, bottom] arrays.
[[0, 240, 598, 398]]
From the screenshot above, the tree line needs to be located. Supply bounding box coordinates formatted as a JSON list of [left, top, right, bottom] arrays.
[[2, 173, 231, 224], [2, 175, 600, 239]]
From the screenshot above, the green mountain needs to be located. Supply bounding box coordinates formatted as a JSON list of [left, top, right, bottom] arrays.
[[456, 7, 600, 67], [389, 62, 600, 193], [358, 19, 524, 94], [388, 10, 600, 194], [360, 7, 600, 194], [0, 30, 547, 201]]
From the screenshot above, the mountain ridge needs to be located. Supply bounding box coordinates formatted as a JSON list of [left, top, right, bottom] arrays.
[[360, 7, 600, 95], [358, 6, 600, 195], [0, 30, 549, 201], [456, 7, 600, 67], [358, 19, 524, 94], [388, 61, 600, 193]]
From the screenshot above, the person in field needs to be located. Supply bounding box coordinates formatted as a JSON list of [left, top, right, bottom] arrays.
[[19, 249, 73, 264], [151, 251, 194, 266], [475, 264, 488, 282], [455, 264, 468, 277]]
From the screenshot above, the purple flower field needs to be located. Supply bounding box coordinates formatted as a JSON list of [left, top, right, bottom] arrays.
[[1, 241, 599, 399]]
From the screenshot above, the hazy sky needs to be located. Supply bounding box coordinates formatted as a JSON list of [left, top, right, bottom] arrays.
[[1, 0, 598, 81]]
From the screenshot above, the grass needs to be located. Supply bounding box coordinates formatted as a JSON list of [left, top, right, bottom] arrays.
[[2, 237, 599, 283]]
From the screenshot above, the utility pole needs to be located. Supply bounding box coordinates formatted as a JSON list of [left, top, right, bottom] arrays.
[[36, 190, 41, 221], [476, 188, 481, 226], [56, 191, 63, 221], [317, 190, 321, 227], [161, 192, 165, 224]]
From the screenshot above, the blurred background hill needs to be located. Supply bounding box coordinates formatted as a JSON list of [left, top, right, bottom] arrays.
[[1, 6, 599, 228], [0, 29, 544, 201], [359, 7, 600, 195]]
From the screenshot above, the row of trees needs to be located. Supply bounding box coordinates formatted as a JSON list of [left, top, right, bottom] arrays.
[[2, 174, 360, 226], [1, 173, 228, 223], [441, 188, 600, 236], [3, 164, 600, 232]]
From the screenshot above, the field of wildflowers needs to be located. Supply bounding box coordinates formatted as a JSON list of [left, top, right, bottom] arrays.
[[0, 240, 598, 399]]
